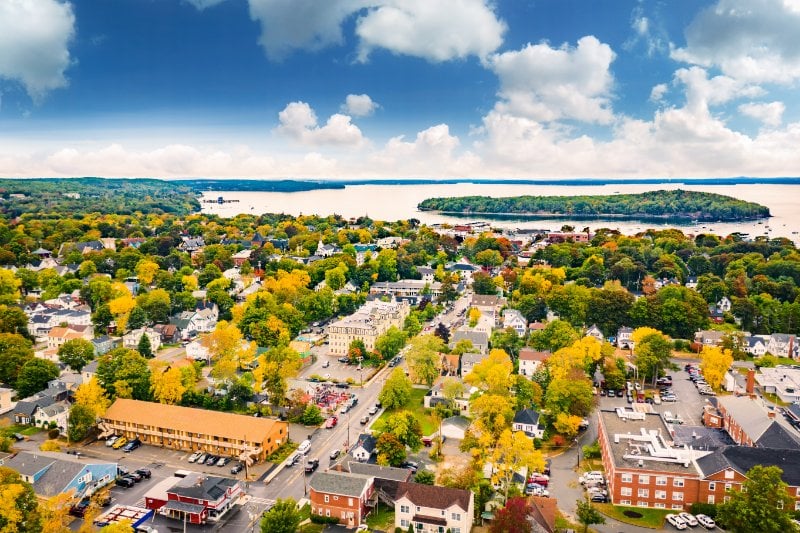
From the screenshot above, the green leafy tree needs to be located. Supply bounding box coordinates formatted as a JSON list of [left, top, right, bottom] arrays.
[[403, 313, 422, 336], [633, 330, 673, 383], [96, 348, 152, 400], [300, 403, 324, 426], [379, 367, 413, 410], [405, 334, 444, 386], [375, 326, 407, 360], [382, 411, 423, 451], [260, 497, 301, 533], [716, 465, 794, 533], [472, 272, 497, 295], [137, 333, 153, 358], [576, 498, 606, 533], [348, 338, 367, 364], [376, 432, 407, 467], [0, 333, 34, 384], [67, 404, 97, 442], [545, 378, 594, 417], [0, 305, 30, 339], [16, 358, 60, 398], [414, 470, 435, 485], [530, 319, 579, 352], [58, 339, 95, 372]]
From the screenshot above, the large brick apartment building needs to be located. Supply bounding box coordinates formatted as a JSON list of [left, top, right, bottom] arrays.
[[597, 408, 800, 510]]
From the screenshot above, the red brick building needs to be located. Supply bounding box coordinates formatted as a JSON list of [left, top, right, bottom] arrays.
[[309, 471, 375, 527]]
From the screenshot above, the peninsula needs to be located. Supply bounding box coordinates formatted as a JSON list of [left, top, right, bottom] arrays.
[[417, 189, 770, 222]]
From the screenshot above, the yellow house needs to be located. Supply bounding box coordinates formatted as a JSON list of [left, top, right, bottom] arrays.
[[101, 399, 288, 462]]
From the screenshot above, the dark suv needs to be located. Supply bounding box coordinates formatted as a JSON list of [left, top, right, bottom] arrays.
[[305, 458, 320, 474], [116, 477, 135, 488]]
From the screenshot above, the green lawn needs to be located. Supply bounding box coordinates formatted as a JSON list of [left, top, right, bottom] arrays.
[[0, 425, 42, 437], [373, 388, 438, 436], [366, 505, 395, 530], [595, 504, 669, 529]]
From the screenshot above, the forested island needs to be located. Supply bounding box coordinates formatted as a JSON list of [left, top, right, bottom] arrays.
[[418, 189, 771, 222]]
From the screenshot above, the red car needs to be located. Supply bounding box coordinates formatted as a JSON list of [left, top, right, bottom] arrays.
[[325, 416, 338, 429]]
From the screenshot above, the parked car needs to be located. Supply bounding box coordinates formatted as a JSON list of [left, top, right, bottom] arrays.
[[335, 382, 350, 389], [360, 415, 370, 425], [69, 500, 91, 517], [368, 405, 379, 415], [401, 461, 418, 472], [695, 514, 716, 529], [116, 477, 135, 488], [325, 416, 338, 429], [288, 453, 302, 466], [589, 492, 608, 503], [122, 438, 141, 452], [339, 404, 350, 414], [206, 454, 219, 465], [338, 357, 349, 363], [106, 435, 119, 447], [678, 512, 698, 527], [665, 513, 687, 530], [216, 456, 231, 467], [112, 437, 128, 449], [322, 360, 330, 368], [305, 458, 320, 474], [126, 471, 143, 483], [616, 389, 624, 397], [196, 453, 209, 464], [188, 451, 201, 463], [135, 468, 152, 479], [330, 449, 340, 460], [231, 462, 244, 474]]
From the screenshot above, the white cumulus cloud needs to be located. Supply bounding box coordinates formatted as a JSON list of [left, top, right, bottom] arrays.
[[672, 0, 800, 84], [489, 36, 616, 124], [341, 94, 379, 117], [275, 101, 366, 147], [183, 0, 228, 9], [739, 101, 785, 127], [0, 0, 76, 101], [650, 83, 668, 102], [355, 0, 505, 62]]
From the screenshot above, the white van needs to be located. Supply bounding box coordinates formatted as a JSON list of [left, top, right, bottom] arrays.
[[297, 439, 312, 455]]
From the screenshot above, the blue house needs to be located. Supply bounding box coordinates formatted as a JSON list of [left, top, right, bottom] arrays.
[[0, 451, 117, 498]]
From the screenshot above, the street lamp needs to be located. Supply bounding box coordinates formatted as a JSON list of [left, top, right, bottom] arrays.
[[575, 438, 581, 467]]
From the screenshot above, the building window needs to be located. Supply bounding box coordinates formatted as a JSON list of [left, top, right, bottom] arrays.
[[707, 495, 715, 504], [672, 504, 684, 510], [325, 510, 330, 517], [621, 473, 633, 483], [324, 496, 329, 503], [452, 529, 460, 533], [673, 492, 684, 501], [795, 501, 800, 511], [638, 488, 649, 497], [724, 483, 732, 491], [655, 503, 666, 509], [656, 477, 667, 486], [401, 505, 409, 514], [620, 500, 631, 506], [708, 482, 716, 491], [441, 510, 445, 516], [673, 478, 684, 488], [348, 498, 353, 506], [777, 501, 784, 510], [724, 496, 730, 503], [451, 513, 461, 521], [725, 470, 734, 479], [656, 491, 667, 500], [638, 501, 649, 508], [401, 520, 409, 527], [638, 475, 650, 484], [416, 506, 421, 513], [621, 488, 632, 497]]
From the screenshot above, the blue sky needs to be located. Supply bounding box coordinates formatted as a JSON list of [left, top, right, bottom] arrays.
[[1, 0, 799, 179]]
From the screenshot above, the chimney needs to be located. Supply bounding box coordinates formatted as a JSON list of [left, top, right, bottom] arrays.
[[746, 369, 756, 394]]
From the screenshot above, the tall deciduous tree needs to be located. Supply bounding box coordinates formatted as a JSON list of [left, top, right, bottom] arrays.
[[149, 362, 187, 405], [700, 345, 734, 390], [0, 466, 41, 532], [376, 432, 406, 467], [576, 498, 606, 533], [375, 326, 407, 360], [260, 498, 301, 533], [0, 333, 34, 384], [490, 430, 544, 501], [464, 349, 513, 395], [74, 378, 111, 419], [632, 328, 673, 383], [381, 411, 423, 451], [717, 465, 794, 533], [16, 358, 60, 398], [379, 368, 413, 410], [0, 305, 30, 338], [405, 334, 444, 387], [58, 339, 95, 372], [96, 348, 151, 400], [68, 404, 97, 442], [0, 268, 22, 305], [489, 497, 535, 533]]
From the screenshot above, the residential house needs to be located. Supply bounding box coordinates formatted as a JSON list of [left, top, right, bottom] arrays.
[[153, 324, 180, 344], [149, 473, 242, 524], [528, 321, 546, 334], [694, 330, 725, 347], [518, 349, 550, 377], [231, 249, 252, 266], [309, 471, 375, 528], [417, 267, 435, 283], [502, 309, 527, 336], [440, 353, 460, 377], [685, 277, 698, 289], [0, 387, 14, 415], [617, 326, 634, 350], [445, 263, 479, 284], [316, 240, 342, 258], [460, 353, 485, 379], [425, 377, 473, 412], [32, 401, 70, 434], [340, 461, 413, 483], [82, 360, 99, 383], [0, 451, 117, 498], [471, 294, 507, 320], [178, 236, 205, 253], [754, 367, 800, 403], [449, 330, 489, 355], [393, 482, 474, 533], [185, 340, 210, 362], [512, 409, 545, 439], [12, 381, 69, 425], [47, 325, 93, 351], [585, 324, 605, 342], [194, 301, 219, 332], [528, 496, 558, 533], [717, 297, 732, 313], [92, 335, 120, 356], [715, 395, 800, 449], [351, 433, 377, 462], [100, 399, 288, 462], [767, 333, 798, 358], [122, 328, 162, 352], [745, 336, 767, 357], [377, 236, 404, 248]]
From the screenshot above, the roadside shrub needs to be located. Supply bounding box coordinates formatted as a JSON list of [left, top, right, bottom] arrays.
[[48, 428, 60, 439], [551, 435, 565, 447], [673, 339, 691, 351], [310, 515, 340, 525], [40, 439, 61, 452], [0, 437, 12, 452], [689, 502, 717, 518], [582, 441, 601, 459]]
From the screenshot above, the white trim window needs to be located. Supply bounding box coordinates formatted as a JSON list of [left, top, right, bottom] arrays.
[[621, 473, 633, 483], [672, 504, 684, 510], [707, 495, 715, 504], [621, 487, 632, 497], [673, 478, 684, 487], [654, 503, 666, 509], [673, 492, 684, 501], [638, 488, 649, 497], [639, 475, 650, 484], [655, 490, 667, 500], [656, 477, 667, 486]]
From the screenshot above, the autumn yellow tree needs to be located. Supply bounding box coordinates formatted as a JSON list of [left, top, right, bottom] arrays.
[[149, 361, 187, 404], [464, 349, 513, 395], [135, 259, 160, 286], [700, 345, 734, 390], [548, 337, 606, 381], [553, 412, 584, 439], [99, 520, 134, 533], [74, 377, 111, 418], [470, 393, 515, 438], [201, 321, 256, 369], [490, 429, 545, 501], [181, 274, 198, 292], [39, 491, 73, 533], [108, 282, 136, 332], [468, 307, 481, 327]]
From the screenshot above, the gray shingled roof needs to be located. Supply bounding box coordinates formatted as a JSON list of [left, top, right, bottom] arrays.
[[346, 462, 412, 482], [513, 409, 541, 426], [170, 474, 239, 501], [697, 446, 800, 486], [308, 471, 372, 497]]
